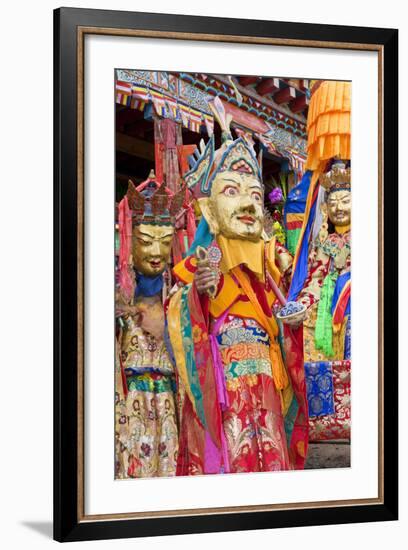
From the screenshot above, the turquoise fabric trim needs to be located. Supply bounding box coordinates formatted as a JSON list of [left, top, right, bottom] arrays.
[[224, 358, 271, 379], [127, 374, 176, 394], [187, 216, 213, 256], [283, 395, 299, 447], [180, 285, 207, 427]]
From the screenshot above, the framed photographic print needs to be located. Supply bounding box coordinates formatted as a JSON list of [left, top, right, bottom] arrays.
[[54, 7, 398, 542]]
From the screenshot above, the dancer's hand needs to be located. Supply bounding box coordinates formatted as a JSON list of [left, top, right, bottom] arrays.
[[194, 263, 218, 295]]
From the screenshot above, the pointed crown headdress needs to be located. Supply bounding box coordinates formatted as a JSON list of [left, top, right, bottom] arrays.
[[127, 172, 185, 226], [184, 97, 262, 199], [320, 160, 351, 194]]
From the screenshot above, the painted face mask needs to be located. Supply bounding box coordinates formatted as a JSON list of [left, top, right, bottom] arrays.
[[183, 96, 264, 242], [320, 161, 351, 228], [205, 171, 264, 241], [327, 189, 351, 227], [132, 223, 174, 276], [124, 176, 185, 277]]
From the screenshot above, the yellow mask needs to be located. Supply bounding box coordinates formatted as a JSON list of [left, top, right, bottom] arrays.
[[199, 171, 264, 242], [132, 223, 174, 277], [327, 189, 351, 227]]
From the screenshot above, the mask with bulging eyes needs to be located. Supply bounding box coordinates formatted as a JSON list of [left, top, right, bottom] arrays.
[[199, 171, 264, 242]]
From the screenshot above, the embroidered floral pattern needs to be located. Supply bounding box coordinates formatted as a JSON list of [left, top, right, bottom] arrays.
[[308, 360, 351, 441], [305, 361, 335, 417], [297, 230, 351, 442], [126, 381, 178, 477], [116, 294, 178, 479], [216, 316, 290, 472]]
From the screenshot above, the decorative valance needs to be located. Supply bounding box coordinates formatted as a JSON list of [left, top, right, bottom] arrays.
[[116, 80, 214, 135]]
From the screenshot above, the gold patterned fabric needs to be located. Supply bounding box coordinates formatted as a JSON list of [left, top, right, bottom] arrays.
[[126, 377, 178, 478], [298, 230, 351, 442], [303, 304, 348, 362], [115, 333, 130, 479], [115, 294, 178, 478], [121, 305, 174, 376], [298, 232, 350, 310]]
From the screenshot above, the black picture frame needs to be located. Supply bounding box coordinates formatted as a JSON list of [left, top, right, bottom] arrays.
[[54, 7, 398, 542]]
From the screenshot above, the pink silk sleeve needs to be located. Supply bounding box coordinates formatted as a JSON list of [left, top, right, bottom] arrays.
[[118, 196, 134, 302]]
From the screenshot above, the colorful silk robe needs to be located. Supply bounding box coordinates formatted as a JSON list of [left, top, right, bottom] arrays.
[[167, 238, 308, 475], [284, 170, 312, 255], [116, 294, 178, 478], [298, 230, 351, 441]]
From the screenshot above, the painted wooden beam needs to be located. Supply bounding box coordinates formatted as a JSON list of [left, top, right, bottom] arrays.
[[238, 75, 260, 86], [298, 79, 310, 91], [256, 77, 280, 96], [289, 94, 309, 113], [222, 101, 269, 134], [273, 86, 297, 104]]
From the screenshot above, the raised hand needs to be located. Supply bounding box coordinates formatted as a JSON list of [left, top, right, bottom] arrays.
[[194, 263, 218, 295], [194, 245, 218, 297]]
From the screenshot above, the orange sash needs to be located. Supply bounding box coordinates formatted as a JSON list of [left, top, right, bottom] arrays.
[[230, 267, 289, 391]]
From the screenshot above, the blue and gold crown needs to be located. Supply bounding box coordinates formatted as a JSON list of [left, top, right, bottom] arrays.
[[184, 97, 262, 199]]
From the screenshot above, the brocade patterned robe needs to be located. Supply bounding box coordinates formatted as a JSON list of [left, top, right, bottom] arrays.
[[298, 230, 351, 441], [167, 237, 308, 475], [116, 294, 178, 478]]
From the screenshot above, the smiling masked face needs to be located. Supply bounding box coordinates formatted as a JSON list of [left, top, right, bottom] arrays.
[[200, 171, 264, 241], [132, 223, 174, 277], [327, 189, 351, 227]]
